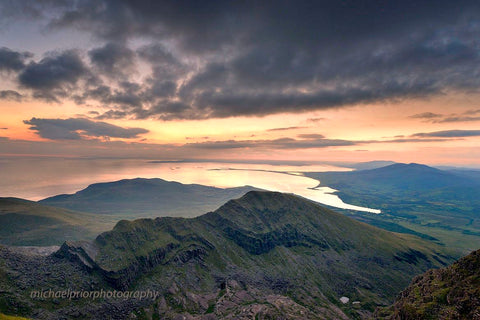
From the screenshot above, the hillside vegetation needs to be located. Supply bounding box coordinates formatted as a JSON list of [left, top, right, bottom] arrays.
[[0, 191, 454, 319], [306, 163, 480, 253]]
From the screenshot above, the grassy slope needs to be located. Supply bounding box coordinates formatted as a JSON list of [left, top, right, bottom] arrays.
[[2, 179, 258, 245], [88, 191, 454, 317], [305, 163, 480, 254], [0, 313, 30, 320], [39, 178, 258, 218], [0, 198, 115, 246]]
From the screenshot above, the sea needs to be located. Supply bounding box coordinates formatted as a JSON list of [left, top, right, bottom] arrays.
[[0, 157, 380, 213]]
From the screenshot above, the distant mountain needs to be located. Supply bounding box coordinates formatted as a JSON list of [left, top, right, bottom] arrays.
[[0, 198, 115, 246], [376, 248, 480, 319], [305, 163, 480, 253], [1, 191, 453, 319], [311, 163, 478, 192], [445, 168, 480, 182], [40, 178, 259, 218], [349, 160, 397, 171]]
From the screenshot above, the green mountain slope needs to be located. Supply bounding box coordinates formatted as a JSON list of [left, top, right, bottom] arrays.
[[40, 178, 258, 218], [305, 163, 480, 253], [0, 198, 115, 246], [0, 191, 454, 319], [376, 248, 480, 319]]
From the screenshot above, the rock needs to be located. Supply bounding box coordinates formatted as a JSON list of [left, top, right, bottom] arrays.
[[340, 296, 350, 304]]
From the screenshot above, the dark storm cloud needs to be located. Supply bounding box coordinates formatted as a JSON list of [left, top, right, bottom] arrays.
[[23, 117, 149, 140], [137, 43, 180, 67], [0, 47, 32, 71], [413, 129, 480, 138], [19, 50, 86, 90], [18, 50, 88, 102], [0, 90, 24, 101], [77, 82, 144, 108], [95, 110, 129, 120], [4, 1, 480, 119], [88, 42, 135, 77]]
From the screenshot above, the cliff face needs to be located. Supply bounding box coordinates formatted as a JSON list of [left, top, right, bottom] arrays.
[[376, 249, 480, 319]]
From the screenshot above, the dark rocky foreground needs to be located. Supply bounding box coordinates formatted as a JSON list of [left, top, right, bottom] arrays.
[[0, 191, 454, 319], [376, 248, 480, 319]]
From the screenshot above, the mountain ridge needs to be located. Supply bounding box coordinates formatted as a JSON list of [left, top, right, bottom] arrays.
[[40, 178, 259, 218], [48, 191, 453, 319], [0, 197, 113, 246]]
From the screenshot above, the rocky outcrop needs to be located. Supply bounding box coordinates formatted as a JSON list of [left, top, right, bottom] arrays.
[[56, 240, 212, 290], [376, 249, 480, 319], [222, 223, 329, 255]]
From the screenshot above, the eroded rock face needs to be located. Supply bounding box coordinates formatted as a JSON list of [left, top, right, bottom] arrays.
[[376, 249, 480, 320]]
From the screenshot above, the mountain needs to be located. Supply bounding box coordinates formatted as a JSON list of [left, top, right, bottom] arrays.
[[1, 191, 454, 319], [2, 179, 258, 245], [376, 248, 480, 319], [305, 163, 480, 253], [310, 163, 478, 193], [348, 161, 397, 171], [40, 178, 259, 218], [0, 198, 115, 246]]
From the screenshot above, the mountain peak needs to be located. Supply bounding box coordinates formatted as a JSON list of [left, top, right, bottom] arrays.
[[380, 162, 439, 171]]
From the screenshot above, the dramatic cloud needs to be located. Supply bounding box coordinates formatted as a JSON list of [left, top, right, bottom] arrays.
[[23, 117, 149, 140], [0, 90, 24, 101], [413, 130, 480, 138], [88, 42, 135, 77], [94, 110, 129, 120], [0, 47, 32, 71], [18, 50, 88, 102], [2, 1, 480, 120]]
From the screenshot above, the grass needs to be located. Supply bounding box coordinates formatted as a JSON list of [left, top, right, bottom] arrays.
[[0, 197, 116, 246], [0, 313, 30, 320], [304, 167, 480, 255]]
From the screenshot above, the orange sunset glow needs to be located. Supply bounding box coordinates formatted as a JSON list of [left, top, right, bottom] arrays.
[[0, 1, 479, 167]]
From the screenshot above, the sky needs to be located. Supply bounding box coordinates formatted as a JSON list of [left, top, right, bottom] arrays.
[[1, 0, 480, 166]]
